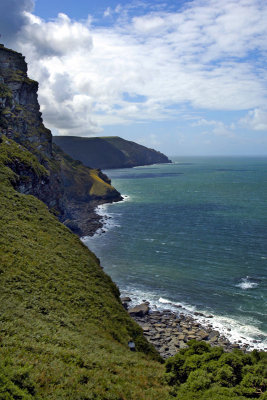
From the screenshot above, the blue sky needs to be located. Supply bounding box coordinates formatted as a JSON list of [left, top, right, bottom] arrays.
[[1, 0, 267, 155]]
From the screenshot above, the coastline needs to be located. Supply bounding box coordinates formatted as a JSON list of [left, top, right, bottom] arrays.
[[80, 194, 131, 238], [77, 195, 124, 237], [127, 303, 244, 359], [82, 193, 267, 357]]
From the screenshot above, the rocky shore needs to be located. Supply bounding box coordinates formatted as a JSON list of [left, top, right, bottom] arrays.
[[122, 298, 249, 359]]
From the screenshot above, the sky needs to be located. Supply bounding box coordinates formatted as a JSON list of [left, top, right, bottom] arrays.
[[0, 0, 267, 156]]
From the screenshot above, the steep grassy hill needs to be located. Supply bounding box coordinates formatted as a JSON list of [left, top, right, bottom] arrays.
[[0, 136, 170, 399], [53, 136, 171, 169]]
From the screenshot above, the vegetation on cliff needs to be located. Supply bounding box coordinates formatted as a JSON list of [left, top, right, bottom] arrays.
[[0, 137, 169, 399], [53, 135, 171, 170], [166, 340, 266, 399]]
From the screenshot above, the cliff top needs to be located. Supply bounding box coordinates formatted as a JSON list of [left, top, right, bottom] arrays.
[[0, 44, 27, 76]]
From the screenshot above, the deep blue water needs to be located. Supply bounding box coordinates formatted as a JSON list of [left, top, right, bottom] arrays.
[[83, 157, 267, 350]]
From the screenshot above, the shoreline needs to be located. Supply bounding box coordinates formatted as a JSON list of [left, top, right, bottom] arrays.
[[124, 299, 252, 359], [82, 195, 266, 357], [81, 194, 131, 239]]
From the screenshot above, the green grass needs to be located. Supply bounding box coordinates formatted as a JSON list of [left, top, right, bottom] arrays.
[[0, 138, 170, 399]]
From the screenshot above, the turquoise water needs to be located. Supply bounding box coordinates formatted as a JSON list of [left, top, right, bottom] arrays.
[[83, 157, 267, 350]]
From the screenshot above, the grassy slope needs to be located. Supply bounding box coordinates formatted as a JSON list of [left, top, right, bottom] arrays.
[[53, 136, 127, 170], [56, 147, 118, 200], [0, 138, 170, 399]]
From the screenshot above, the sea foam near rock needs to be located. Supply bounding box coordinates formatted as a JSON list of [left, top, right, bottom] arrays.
[[82, 194, 131, 241], [120, 288, 267, 351]]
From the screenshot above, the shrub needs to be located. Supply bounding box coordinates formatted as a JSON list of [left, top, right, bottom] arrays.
[[165, 340, 266, 399]]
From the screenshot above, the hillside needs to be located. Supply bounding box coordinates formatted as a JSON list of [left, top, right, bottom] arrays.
[[53, 135, 171, 169], [0, 137, 170, 399]]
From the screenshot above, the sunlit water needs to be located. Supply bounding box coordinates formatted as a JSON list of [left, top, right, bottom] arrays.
[[83, 157, 267, 350]]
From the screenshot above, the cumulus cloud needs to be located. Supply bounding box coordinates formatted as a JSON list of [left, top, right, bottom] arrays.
[[2, 0, 267, 137], [193, 118, 236, 138], [21, 12, 93, 57], [0, 0, 34, 46], [240, 108, 267, 130]]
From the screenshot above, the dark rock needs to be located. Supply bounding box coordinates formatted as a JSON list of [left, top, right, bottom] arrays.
[[142, 325, 150, 332], [197, 330, 209, 340], [179, 341, 189, 349], [121, 297, 132, 303], [232, 344, 240, 348], [128, 303, 150, 317]]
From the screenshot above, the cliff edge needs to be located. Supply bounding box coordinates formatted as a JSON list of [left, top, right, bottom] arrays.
[[0, 44, 122, 235]]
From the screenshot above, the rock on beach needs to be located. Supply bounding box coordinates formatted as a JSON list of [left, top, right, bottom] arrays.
[[123, 298, 247, 359], [128, 303, 150, 317]]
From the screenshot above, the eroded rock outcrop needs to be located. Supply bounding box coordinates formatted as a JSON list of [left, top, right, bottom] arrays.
[[0, 44, 122, 235]]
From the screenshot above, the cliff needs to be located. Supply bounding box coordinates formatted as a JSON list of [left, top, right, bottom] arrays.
[[0, 44, 122, 236], [0, 44, 170, 399], [53, 135, 172, 170]]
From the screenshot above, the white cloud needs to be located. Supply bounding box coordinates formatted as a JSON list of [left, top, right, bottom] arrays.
[[22, 12, 93, 57], [136, 133, 161, 148], [193, 118, 236, 138], [0, 0, 34, 46], [103, 7, 112, 18], [240, 108, 267, 130], [2, 0, 267, 137]]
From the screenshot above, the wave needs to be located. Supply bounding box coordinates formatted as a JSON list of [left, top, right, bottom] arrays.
[[120, 288, 267, 351], [81, 194, 131, 241], [236, 277, 259, 290]]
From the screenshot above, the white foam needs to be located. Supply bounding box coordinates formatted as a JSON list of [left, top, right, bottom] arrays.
[[81, 193, 131, 241], [236, 277, 259, 290], [159, 297, 171, 304], [120, 289, 267, 351], [122, 194, 132, 202]]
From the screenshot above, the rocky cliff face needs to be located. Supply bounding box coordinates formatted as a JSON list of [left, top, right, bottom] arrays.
[[0, 45, 52, 157], [53, 136, 172, 170], [0, 45, 122, 235]]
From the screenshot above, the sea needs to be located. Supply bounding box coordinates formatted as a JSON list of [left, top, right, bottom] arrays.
[[82, 156, 267, 351]]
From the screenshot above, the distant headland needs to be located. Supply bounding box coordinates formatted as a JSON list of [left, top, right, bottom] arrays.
[[53, 135, 171, 170]]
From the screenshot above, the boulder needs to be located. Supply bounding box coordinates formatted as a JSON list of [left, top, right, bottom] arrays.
[[209, 336, 218, 343], [198, 330, 209, 340], [121, 296, 132, 310], [121, 296, 132, 303], [179, 341, 189, 349], [128, 303, 150, 317], [142, 325, 151, 332]]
